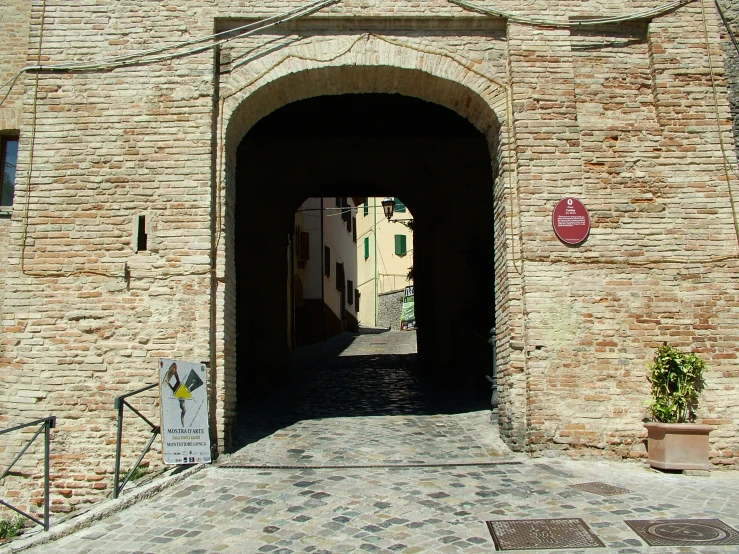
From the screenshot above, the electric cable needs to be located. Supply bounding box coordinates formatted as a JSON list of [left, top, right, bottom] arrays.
[[714, 0, 739, 58], [16, 0, 341, 277], [0, 0, 340, 108], [448, 0, 695, 28], [700, 0, 739, 253]]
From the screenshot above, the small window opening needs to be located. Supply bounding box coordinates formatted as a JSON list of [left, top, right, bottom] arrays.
[[137, 215, 148, 252], [1, 135, 19, 207], [336, 262, 344, 291]]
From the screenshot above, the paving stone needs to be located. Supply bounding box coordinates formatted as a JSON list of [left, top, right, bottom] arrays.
[[11, 332, 739, 554]]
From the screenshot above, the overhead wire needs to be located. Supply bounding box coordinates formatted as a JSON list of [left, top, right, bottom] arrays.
[[15, 0, 340, 277], [714, 0, 739, 58], [700, 0, 739, 253], [11, 0, 733, 276], [0, 0, 340, 108], [448, 0, 695, 28]]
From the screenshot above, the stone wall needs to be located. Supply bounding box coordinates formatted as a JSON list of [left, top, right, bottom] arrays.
[[721, 0, 739, 159], [0, 0, 35, 518], [0, 0, 737, 515], [0, 0, 32, 351], [377, 290, 404, 330]]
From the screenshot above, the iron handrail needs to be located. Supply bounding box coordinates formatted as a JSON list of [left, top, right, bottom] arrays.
[[113, 383, 160, 499], [0, 416, 56, 531]]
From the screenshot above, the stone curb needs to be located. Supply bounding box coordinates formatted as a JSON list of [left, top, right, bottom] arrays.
[[1, 463, 208, 553]]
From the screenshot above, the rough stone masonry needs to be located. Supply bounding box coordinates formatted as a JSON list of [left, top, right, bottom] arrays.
[[1, 0, 738, 515]]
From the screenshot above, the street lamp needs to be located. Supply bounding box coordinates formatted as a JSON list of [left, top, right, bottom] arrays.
[[381, 197, 394, 221]]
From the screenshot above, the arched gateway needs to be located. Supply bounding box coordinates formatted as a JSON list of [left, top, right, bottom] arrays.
[[3, 1, 738, 515], [214, 41, 527, 452]]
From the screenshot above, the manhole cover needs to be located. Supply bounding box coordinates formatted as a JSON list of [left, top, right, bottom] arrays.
[[625, 519, 739, 546], [486, 518, 605, 550], [569, 482, 632, 496]]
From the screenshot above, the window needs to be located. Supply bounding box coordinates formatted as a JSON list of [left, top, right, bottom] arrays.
[[363, 203, 369, 217], [1, 135, 19, 207], [335, 262, 344, 291], [347, 281, 354, 305], [395, 234, 407, 256], [299, 231, 310, 261], [355, 289, 360, 311], [352, 218, 357, 242], [341, 198, 350, 224], [324, 246, 331, 277], [363, 236, 370, 259], [394, 198, 406, 213]]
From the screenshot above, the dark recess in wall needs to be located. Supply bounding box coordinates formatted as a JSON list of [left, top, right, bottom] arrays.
[[234, 93, 497, 403]]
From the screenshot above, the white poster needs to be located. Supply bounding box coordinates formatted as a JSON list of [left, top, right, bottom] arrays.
[[159, 359, 212, 465]]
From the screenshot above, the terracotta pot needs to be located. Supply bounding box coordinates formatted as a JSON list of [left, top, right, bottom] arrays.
[[644, 422, 714, 471]]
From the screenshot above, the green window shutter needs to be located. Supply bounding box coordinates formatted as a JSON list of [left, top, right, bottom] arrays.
[[364, 237, 370, 259], [395, 234, 407, 256], [394, 198, 406, 213], [363, 203, 369, 216]]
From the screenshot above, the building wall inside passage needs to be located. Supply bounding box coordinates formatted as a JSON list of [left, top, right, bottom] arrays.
[[355, 197, 414, 329], [0, 0, 737, 515], [377, 290, 404, 331]]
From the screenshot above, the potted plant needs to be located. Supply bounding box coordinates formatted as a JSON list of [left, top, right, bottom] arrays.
[[644, 342, 713, 471]]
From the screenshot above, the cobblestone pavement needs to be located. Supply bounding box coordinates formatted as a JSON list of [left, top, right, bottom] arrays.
[[229, 331, 508, 467], [11, 331, 739, 554]]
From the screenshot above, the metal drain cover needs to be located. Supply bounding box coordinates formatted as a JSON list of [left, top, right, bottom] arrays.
[[625, 519, 739, 546], [569, 481, 632, 496], [486, 518, 605, 550]]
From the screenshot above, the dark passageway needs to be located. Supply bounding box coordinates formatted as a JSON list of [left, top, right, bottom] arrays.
[[230, 330, 497, 464], [234, 93, 497, 411]]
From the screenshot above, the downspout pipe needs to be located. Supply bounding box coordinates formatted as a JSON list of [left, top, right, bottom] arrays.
[[491, 216, 498, 415], [373, 198, 378, 326], [321, 198, 326, 340]]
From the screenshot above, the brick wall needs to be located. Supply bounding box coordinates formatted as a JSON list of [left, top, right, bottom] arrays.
[[0, 0, 34, 519], [0, 0, 738, 514], [0, 0, 32, 350]]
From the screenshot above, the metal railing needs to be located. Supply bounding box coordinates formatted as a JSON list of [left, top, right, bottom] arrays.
[[0, 416, 56, 531], [113, 384, 159, 499]]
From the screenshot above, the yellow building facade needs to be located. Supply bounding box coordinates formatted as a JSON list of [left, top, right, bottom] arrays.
[[355, 198, 414, 329]]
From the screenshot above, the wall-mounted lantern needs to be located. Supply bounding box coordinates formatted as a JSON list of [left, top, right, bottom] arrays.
[[381, 197, 394, 221]]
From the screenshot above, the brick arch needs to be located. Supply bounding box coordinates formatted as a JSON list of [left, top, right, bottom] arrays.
[[213, 42, 527, 454]]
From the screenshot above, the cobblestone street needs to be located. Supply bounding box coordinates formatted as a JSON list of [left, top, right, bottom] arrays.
[[229, 331, 506, 467], [7, 331, 739, 553]]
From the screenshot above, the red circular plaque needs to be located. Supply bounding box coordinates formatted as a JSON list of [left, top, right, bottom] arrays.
[[552, 197, 590, 245]]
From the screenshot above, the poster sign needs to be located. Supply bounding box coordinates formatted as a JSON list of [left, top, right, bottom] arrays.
[[552, 197, 590, 245], [159, 359, 211, 465], [400, 285, 416, 330]]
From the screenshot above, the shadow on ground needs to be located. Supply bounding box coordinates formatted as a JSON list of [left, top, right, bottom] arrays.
[[230, 332, 492, 453]]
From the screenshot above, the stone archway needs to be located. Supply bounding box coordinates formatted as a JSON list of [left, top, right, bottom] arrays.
[[212, 38, 527, 453]]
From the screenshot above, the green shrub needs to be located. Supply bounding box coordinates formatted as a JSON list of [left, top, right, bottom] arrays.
[[120, 465, 148, 482], [0, 517, 24, 540], [647, 342, 706, 423]]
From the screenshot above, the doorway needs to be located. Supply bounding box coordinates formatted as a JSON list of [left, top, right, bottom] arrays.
[[233, 93, 496, 411]]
